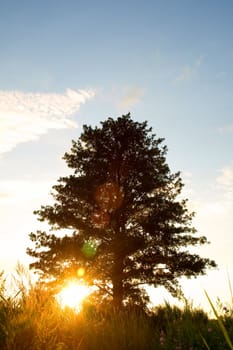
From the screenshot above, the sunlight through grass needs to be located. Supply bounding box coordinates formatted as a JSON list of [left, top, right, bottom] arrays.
[[57, 281, 91, 312]]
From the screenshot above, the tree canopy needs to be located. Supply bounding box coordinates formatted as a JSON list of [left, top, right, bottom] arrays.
[[27, 113, 216, 309]]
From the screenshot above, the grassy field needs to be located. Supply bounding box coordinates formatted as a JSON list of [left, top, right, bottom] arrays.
[[0, 272, 233, 349]]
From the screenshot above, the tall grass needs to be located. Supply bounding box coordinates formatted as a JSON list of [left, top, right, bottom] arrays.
[[1, 268, 233, 349]]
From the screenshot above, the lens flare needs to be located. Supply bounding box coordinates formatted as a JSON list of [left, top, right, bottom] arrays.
[[82, 240, 97, 258], [91, 209, 110, 228], [77, 267, 85, 277], [94, 182, 124, 211]]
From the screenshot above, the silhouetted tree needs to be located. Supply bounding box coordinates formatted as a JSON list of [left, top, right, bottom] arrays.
[[27, 114, 216, 309]]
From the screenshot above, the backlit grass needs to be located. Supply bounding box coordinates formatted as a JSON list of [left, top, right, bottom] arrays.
[[1, 269, 233, 349]]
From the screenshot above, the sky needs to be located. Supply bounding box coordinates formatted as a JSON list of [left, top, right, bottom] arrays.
[[0, 0, 233, 311]]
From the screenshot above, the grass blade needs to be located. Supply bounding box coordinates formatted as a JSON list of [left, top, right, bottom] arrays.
[[204, 290, 233, 350], [200, 334, 211, 350]]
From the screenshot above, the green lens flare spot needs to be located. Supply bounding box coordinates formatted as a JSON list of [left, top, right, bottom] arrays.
[[81, 240, 97, 259]]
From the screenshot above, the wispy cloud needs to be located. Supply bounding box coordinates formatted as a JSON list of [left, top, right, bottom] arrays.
[[196, 166, 233, 219], [118, 87, 144, 109], [179, 166, 233, 219], [216, 166, 233, 201], [218, 123, 233, 134], [0, 179, 53, 203], [174, 55, 203, 83], [0, 89, 95, 154], [195, 56, 204, 66]]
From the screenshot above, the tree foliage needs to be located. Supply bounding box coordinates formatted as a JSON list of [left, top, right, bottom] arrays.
[[27, 114, 216, 308]]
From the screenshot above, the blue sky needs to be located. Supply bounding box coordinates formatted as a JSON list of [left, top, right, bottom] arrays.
[[0, 0, 233, 309]]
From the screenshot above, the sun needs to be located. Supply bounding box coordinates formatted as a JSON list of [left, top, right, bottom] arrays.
[[57, 280, 90, 311]]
